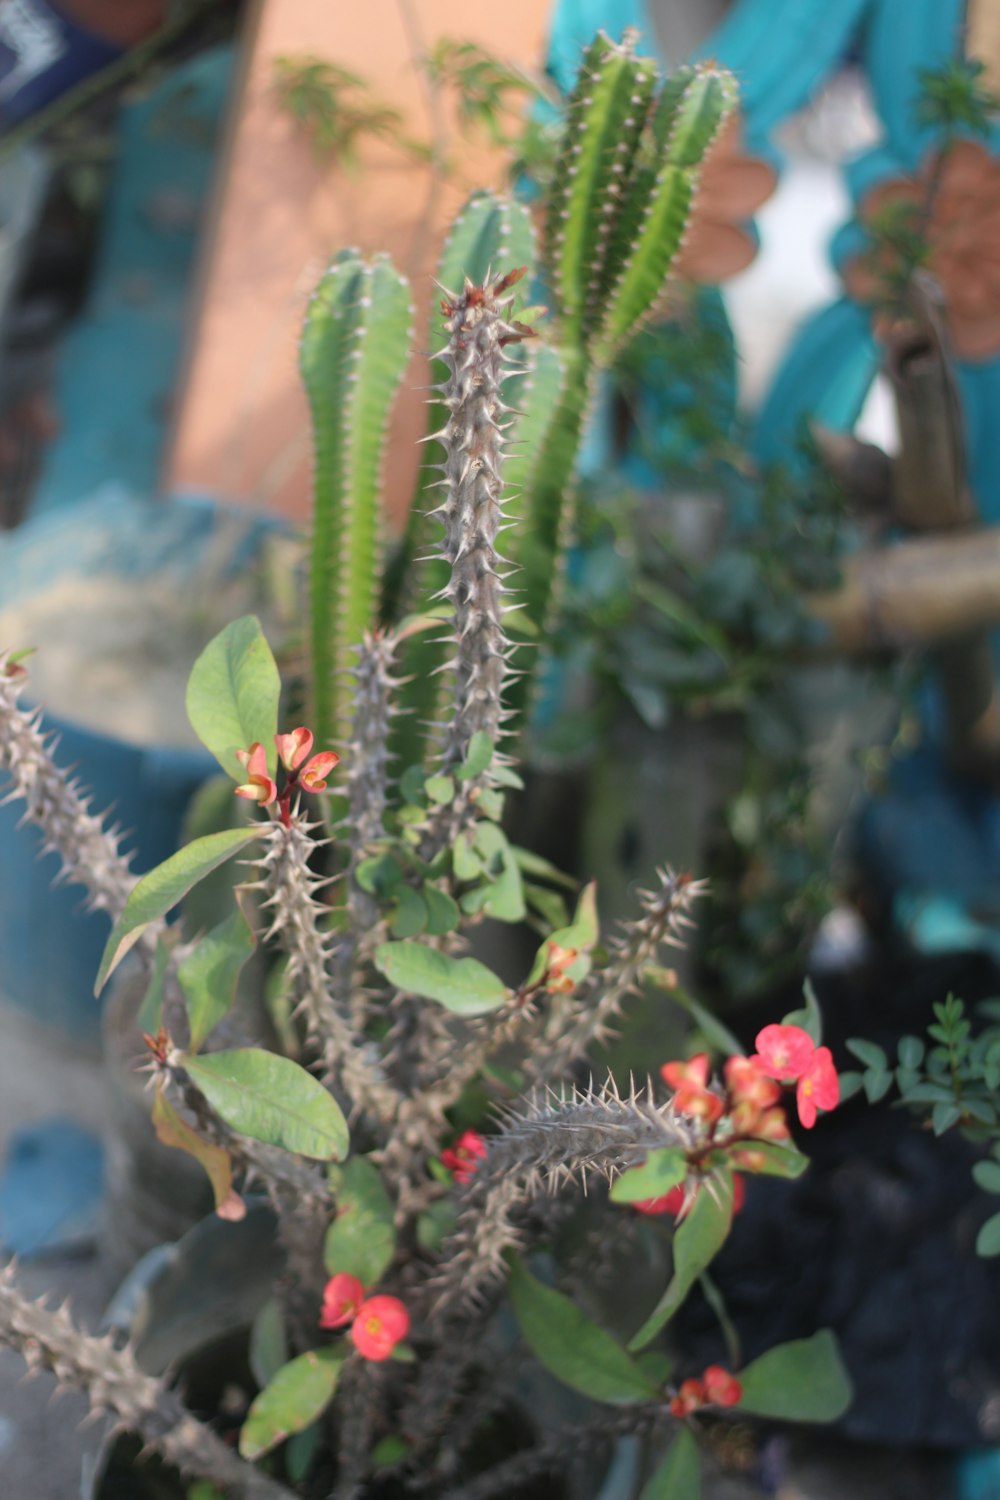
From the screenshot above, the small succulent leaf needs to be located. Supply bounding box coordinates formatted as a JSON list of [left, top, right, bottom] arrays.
[[510, 846, 578, 889], [181, 1049, 349, 1160], [239, 1347, 345, 1461], [424, 885, 461, 935], [972, 1161, 1000, 1195], [640, 1428, 702, 1500], [374, 942, 508, 1015], [185, 616, 281, 780], [610, 1147, 688, 1203], [846, 1038, 887, 1071], [390, 885, 428, 938], [302, 249, 411, 750], [507, 1255, 659, 1405], [355, 853, 403, 897], [735, 1331, 852, 1422], [733, 1141, 809, 1179], [628, 1170, 735, 1350], [527, 879, 599, 984], [425, 773, 455, 804], [95, 828, 263, 993], [976, 1211, 1000, 1256], [455, 730, 494, 780], [249, 1299, 288, 1390], [781, 977, 823, 1043], [151, 1086, 245, 1221], [179, 906, 257, 1052], [324, 1156, 397, 1286]]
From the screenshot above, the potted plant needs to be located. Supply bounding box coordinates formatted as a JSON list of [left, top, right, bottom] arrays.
[[0, 33, 852, 1499]]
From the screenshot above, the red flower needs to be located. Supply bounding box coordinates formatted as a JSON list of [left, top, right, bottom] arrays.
[[752, 1024, 816, 1081], [275, 726, 314, 772], [669, 1377, 706, 1418], [661, 1054, 725, 1124], [299, 750, 340, 793], [669, 1364, 742, 1417], [441, 1129, 488, 1184], [235, 742, 277, 806], [319, 1272, 365, 1330], [702, 1365, 742, 1407], [795, 1045, 839, 1129], [350, 1295, 410, 1361]]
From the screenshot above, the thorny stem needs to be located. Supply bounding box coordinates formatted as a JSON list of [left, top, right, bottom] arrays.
[[0, 1264, 297, 1500], [0, 658, 144, 931], [256, 815, 401, 1128]]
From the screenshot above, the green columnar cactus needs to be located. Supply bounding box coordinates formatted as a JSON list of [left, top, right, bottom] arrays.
[[301, 250, 412, 753]]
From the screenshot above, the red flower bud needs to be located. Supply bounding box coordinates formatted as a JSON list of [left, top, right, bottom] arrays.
[[319, 1272, 365, 1330]]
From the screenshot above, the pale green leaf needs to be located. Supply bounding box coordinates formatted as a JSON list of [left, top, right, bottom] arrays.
[[179, 907, 256, 1052], [735, 1331, 852, 1421], [186, 616, 281, 780], [324, 1156, 396, 1286], [640, 1428, 701, 1500], [95, 828, 263, 994], [181, 1049, 349, 1160], [374, 942, 508, 1015], [239, 1347, 345, 1460]]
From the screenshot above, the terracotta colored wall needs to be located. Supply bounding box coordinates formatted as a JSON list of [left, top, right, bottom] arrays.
[[166, 0, 552, 525]]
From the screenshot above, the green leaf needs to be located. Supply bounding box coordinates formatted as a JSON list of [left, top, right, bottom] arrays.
[[374, 942, 508, 1015], [610, 1147, 687, 1204], [239, 1347, 345, 1460], [286, 1422, 321, 1484], [452, 832, 483, 882], [390, 885, 428, 938], [135, 937, 171, 1034], [628, 1172, 735, 1350], [355, 853, 403, 897], [424, 885, 460, 936], [464, 824, 526, 923], [932, 1100, 962, 1135], [976, 1210, 1000, 1256], [863, 1069, 893, 1104], [181, 1049, 349, 1160], [425, 774, 455, 805], [972, 1161, 1000, 1195], [846, 1038, 888, 1072], [179, 907, 257, 1052], [455, 730, 494, 780], [527, 880, 599, 984], [95, 828, 263, 993], [897, 1036, 925, 1069], [735, 1331, 852, 1422], [731, 1141, 808, 1179], [640, 1429, 701, 1500], [507, 1256, 659, 1405], [372, 1435, 409, 1468], [510, 845, 578, 889], [186, 616, 281, 780], [324, 1156, 396, 1286]]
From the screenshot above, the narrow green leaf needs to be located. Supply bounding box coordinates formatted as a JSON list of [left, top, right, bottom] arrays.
[[186, 616, 281, 779], [182, 1049, 349, 1160], [135, 937, 170, 1034], [324, 1156, 396, 1286], [95, 828, 263, 993], [508, 1255, 658, 1405], [374, 942, 508, 1016], [510, 846, 578, 889], [629, 1172, 734, 1350], [640, 1428, 701, 1500], [735, 1331, 852, 1422], [179, 908, 256, 1052], [610, 1147, 688, 1204], [239, 1347, 345, 1460], [977, 1211, 1000, 1256]]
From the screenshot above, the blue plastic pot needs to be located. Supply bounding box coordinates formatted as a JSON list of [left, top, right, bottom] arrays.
[[0, 488, 279, 1043]]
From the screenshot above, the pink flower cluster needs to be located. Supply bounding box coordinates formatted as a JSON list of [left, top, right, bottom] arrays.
[[319, 1273, 410, 1362], [235, 727, 339, 809], [441, 1129, 488, 1184], [752, 1023, 839, 1130]]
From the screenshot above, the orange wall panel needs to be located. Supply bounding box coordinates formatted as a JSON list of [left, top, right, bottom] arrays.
[[166, 0, 552, 525]]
